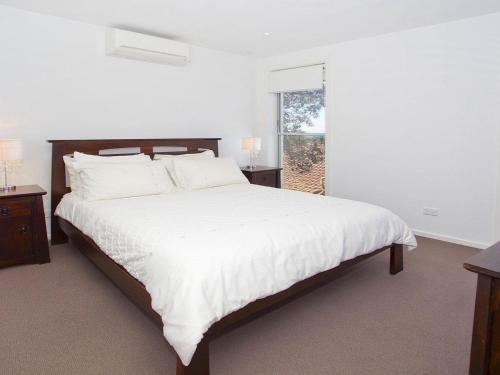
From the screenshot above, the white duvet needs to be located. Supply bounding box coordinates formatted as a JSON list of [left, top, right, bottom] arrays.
[[56, 184, 416, 365]]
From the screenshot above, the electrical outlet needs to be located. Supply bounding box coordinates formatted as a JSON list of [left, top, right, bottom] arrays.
[[423, 207, 439, 216]]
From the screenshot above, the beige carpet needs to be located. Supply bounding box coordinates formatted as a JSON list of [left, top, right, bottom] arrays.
[[0, 237, 478, 374]]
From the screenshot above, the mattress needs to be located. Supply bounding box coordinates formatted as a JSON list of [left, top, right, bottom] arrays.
[[55, 183, 417, 365]]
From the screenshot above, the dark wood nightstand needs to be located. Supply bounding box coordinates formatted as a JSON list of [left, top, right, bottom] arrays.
[[464, 242, 500, 374], [241, 166, 282, 188], [0, 185, 50, 268]]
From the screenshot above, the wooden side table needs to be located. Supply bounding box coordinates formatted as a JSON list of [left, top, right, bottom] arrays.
[[241, 166, 282, 188], [0, 185, 50, 268], [464, 242, 500, 375]]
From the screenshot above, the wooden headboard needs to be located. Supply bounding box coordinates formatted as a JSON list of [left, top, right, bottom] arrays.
[[47, 138, 221, 245]]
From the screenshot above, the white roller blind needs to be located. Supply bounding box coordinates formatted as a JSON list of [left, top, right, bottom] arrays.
[[268, 64, 324, 93]]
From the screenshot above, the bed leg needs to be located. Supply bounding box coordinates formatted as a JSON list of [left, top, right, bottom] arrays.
[[176, 339, 209, 375], [51, 216, 68, 245], [390, 244, 404, 274]]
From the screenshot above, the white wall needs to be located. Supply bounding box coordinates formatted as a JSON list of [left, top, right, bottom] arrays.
[[2, 5, 499, 248], [255, 13, 500, 248], [0, 5, 256, 220]]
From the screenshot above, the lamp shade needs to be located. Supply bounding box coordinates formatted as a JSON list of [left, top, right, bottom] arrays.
[[241, 137, 262, 152], [0, 139, 23, 161]]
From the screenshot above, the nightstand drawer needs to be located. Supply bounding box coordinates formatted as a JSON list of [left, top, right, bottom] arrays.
[[252, 171, 278, 188], [0, 217, 34, 265], [0, 197, 33, 219]]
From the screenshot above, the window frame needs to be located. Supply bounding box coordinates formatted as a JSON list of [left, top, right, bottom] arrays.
[[276, 90, 327, 192]]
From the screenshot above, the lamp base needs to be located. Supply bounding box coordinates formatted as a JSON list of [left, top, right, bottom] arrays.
[[247, 151, 259, 171], [0, 185, 16, 192]]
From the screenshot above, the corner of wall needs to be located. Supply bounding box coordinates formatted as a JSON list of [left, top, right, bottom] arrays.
[[495, 117, 500, 243]]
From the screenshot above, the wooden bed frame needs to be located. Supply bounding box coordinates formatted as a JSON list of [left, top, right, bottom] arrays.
[[48, 138, 404, 375]]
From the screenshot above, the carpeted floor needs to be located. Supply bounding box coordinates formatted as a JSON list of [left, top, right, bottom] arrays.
[[0, 237, 478, 375]]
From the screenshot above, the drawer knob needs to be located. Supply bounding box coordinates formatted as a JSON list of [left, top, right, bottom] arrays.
[[0, 206, 10, 215], [17, 224, 30, 233]]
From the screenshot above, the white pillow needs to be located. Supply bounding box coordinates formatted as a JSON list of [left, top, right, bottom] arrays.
[[74, 151, 151, 163], [75, 160, 175, 201], [63, 154, 152, 197], [173, 157, 249, 190], [154, 150, 215, 186], [63, 155, 81, 193]]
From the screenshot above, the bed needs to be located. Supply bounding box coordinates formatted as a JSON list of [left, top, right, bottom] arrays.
[[48, 138, 416, 375]]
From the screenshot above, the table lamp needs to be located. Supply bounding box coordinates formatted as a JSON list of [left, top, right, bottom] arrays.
[[0, 139, 23, 192], [242, 137, 261, 170]]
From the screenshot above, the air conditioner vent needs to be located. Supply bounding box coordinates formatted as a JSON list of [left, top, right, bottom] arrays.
[[106, 28, 190, 66]]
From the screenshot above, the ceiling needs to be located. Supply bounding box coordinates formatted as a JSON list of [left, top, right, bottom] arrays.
[[1, 0, 499, 56]]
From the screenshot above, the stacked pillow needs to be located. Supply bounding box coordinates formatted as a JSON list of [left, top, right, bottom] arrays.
[[64, 150, 249, 201], [154, 150, 248, 190], [153, 150, 215, 186], [64, 152, 174, 201], [64, 152, 152, 195], [172, 157, 249, 190]]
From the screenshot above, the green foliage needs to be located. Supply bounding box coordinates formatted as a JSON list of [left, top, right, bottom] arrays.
[[284, 135, 325, 173], [281, 89, 325, 173], [282, 89, 324, 133]]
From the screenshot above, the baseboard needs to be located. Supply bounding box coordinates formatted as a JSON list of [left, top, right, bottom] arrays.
[[412, 229, 491, 250]]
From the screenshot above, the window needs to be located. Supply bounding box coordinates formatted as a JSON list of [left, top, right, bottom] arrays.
[[277, 89, 326, 194]]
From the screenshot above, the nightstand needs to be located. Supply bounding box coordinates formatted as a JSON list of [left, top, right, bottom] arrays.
[[241, 166, 282, 188], [0, 185, 50, 268]]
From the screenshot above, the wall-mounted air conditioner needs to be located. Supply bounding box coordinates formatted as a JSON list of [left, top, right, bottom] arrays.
[[105, 28, 190, 66]]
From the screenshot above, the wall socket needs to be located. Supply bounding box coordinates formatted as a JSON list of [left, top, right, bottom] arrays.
[[423, 207, 439, 216]]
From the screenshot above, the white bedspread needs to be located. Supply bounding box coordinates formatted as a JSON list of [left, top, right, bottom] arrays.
[[56, 184, 416, 365]]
